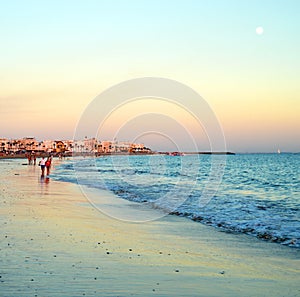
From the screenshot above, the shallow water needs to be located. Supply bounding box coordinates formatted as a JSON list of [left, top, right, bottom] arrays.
[[53, 153, 300, 248]]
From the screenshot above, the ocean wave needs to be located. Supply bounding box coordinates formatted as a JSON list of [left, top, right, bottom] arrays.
[[52, 154, 300, 249]]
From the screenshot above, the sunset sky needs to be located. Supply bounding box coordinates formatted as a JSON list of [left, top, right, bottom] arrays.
[[1, 0, 299, 152]]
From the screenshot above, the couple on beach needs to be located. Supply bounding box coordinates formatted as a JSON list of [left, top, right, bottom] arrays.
[[26, 152, 37, 165], [39, 156, 52, 177]]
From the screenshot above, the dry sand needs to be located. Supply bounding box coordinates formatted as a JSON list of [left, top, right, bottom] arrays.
[[0, 159, 299, 296]]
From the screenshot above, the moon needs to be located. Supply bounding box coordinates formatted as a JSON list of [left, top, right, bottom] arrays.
[[256, 27, 264, 35]]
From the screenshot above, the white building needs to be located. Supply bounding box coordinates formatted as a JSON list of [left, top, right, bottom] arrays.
[[84, 138, 98, 153], [73, 140, 85, 153], [41, 140, 55, 153]]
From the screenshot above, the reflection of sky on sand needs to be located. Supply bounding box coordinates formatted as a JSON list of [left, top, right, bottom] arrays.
[[79, 186, 167, 223], [39, 175, 50, 194]]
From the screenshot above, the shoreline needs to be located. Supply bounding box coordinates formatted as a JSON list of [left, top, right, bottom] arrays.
[[1, 151, 299, 161], [0, 151, 237, 160], [0, 159, 299, 296]]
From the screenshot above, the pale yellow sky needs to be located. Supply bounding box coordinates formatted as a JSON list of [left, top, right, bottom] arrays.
[[1, 1, 299, 152]]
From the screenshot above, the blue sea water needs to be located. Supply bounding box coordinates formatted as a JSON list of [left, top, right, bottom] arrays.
[[53, 153, 300, 248]]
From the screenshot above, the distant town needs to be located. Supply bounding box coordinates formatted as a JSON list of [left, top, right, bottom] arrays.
[[0, 137, 153, 157]]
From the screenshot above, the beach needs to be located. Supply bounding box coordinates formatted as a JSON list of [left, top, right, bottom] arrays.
[[0, 159, 299, 297]]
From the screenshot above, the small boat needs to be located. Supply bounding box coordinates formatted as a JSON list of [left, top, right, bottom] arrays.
[[169, 152, 184, 156]]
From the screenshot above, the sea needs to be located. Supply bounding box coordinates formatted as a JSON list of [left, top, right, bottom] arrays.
[[52, 153, 300, 248]]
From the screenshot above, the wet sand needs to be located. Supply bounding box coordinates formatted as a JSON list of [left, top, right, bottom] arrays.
[[0, 159, 299, 296]]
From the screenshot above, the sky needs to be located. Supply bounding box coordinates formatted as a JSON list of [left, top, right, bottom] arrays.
[[0, 0, 299, 152]]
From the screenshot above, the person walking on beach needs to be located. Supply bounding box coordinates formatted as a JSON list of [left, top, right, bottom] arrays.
[[39, 157, 46, 177], [45, 156, 52, 175], [27, 153, 32, 165], [32, 152, 36, 165]]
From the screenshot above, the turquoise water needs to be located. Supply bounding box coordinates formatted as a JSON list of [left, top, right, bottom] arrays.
[[53, 153, 300, 248]]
